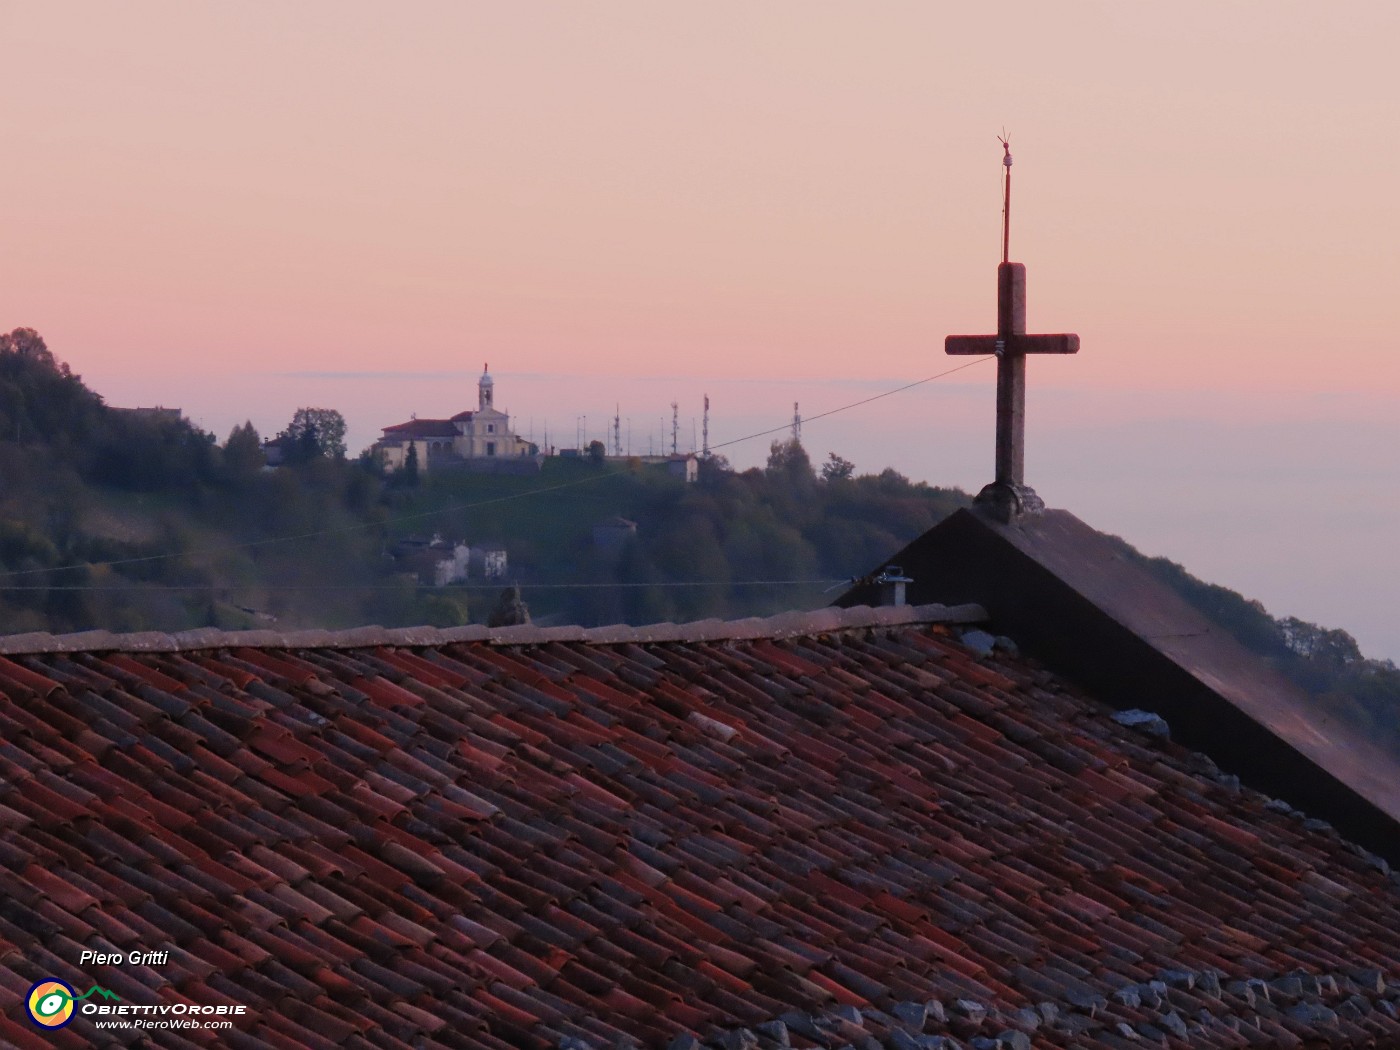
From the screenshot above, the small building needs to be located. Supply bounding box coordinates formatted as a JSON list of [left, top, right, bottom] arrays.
[[666, 453, 698, 483], [433, 544, 471, 587], [260, 434, 297, 466], [389, 534, 470, 587], [470, 546, 508, 580]]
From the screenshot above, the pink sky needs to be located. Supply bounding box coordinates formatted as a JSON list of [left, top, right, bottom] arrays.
[[3, 3, 1398, 656]]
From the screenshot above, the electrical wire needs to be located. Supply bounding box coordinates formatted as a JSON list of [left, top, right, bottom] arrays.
[[0, 356, 992, 586], [705, 357, 988, 454], [0, 578, 845, 593]]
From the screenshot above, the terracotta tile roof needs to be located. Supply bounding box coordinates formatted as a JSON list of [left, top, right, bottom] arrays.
[[380, 419, 460, 439], [2, 604, 1400, 1048]]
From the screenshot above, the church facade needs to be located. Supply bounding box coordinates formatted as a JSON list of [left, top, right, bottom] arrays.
[[374, 365, 535, 473]]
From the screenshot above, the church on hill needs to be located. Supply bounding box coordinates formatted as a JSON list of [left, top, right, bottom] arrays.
[[374, 365, 536, 473]]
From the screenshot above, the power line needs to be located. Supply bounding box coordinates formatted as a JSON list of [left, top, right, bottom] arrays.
[[706, 358, 988, 453], [0, 357, 992, 582], [0, 578, 845, 594]]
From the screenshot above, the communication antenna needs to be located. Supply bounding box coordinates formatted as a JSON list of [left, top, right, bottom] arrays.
[[671, 402, 679, 456], [701, 394, 710, 458], [791, 402, 802, 443], [613, 405, 621, 458]]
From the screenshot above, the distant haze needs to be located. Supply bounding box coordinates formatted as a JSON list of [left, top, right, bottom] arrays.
[[3, 3, 1397, 657]]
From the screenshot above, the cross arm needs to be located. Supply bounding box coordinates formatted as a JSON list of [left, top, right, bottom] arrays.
[[945, 333, 1080, 356]]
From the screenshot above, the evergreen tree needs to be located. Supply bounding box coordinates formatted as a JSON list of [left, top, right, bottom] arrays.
[[224, 421, 264, 476]]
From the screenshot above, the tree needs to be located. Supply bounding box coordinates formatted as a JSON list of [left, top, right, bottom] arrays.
[[224, 421, 264, 477], [403, 441, 420, 486], [0, 328, 65, 374], [587, 440, 606, 465], [487, 584, 530, 627], [766, 438, 812, 477], [695, 454, 733, 487], [875, 466, 913, 492], [282, 407, 347, 460], [821, 452, 855, 482], [1280, 617, 1362, 669], [299, 422, 321, 461]]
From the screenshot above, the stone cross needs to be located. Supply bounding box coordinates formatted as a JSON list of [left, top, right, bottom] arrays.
[[945, 140, 1079, 523]]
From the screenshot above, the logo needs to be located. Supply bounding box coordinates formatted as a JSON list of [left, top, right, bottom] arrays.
[[26, 979, 120, 1028]]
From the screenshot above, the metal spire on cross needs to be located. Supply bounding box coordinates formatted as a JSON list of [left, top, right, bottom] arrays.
[[945, 138, 1080, 523]]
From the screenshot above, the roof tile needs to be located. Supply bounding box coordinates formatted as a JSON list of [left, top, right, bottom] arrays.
[[0, 614, 1397, 1047]]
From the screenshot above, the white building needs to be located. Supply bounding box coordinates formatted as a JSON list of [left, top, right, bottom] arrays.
[[375, 366, 535, 472]]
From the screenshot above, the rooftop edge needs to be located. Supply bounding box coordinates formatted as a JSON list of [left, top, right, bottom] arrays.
[[0, 602, 986, 655]]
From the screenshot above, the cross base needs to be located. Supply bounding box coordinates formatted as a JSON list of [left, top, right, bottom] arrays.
[[974, 480, 1045, 524]]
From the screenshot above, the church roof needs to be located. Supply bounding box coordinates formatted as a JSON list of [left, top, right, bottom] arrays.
[[3, 604, 1400, 1048], [449, 410, 475, 423], [839, 507, 1400, 866], [381, 419, 459, 438]]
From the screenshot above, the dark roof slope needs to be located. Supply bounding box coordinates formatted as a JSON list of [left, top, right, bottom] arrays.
[[3, 607, 1400, 1048], [839, 507, 1400, 867]]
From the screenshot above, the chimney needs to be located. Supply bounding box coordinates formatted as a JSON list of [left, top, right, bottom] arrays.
[[874, 566, 913, 607]]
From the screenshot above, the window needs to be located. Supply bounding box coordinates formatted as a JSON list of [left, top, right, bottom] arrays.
[[486, 442, 496, 456], [487, 424, 495, 433]]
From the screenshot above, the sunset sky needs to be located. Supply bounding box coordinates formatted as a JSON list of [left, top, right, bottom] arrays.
[[3, 3, 1397, 656]]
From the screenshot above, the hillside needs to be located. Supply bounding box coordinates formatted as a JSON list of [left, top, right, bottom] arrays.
[[0, 329, 969, 635], [1, 326, 1396, 760]]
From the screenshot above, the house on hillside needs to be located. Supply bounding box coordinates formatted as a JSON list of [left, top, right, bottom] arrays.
[[374, 365, 537, 474], [260, 432, 297, 466], [389, 535, 506, 587], [469, 545, 508, 580], [390, 534, 471, 587]]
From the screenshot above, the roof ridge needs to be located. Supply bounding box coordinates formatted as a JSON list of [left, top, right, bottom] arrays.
[[0, 602, 985, 655]]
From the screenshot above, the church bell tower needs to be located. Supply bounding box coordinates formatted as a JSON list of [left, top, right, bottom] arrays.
[[479, 363, 494, 411]]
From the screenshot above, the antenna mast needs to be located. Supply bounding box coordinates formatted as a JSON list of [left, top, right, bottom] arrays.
[[671, 402, 679, 456], [701, 394, 710, 458], [613, 405, 621, 458], [791, 402, 802, 444]]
